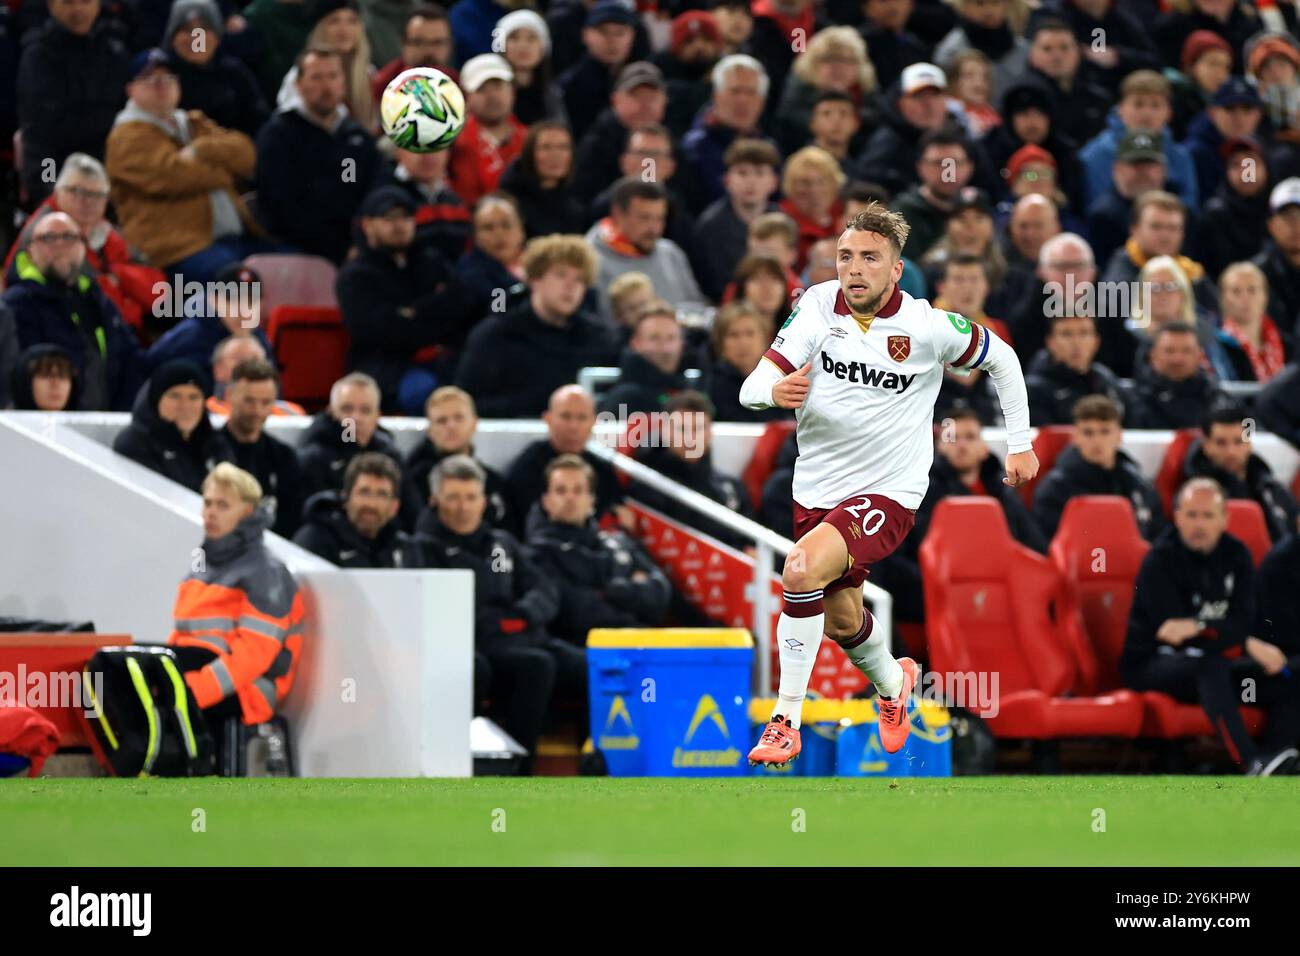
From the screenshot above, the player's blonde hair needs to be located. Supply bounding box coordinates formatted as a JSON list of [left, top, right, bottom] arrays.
[[843, 201, 911, 258], [203, 463, 263, 506]]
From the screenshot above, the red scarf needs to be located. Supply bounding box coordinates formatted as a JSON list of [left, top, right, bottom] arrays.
[[596, 217, 646, 258], [751, 0, 814, 45], [1222, 314, 1286, 383]]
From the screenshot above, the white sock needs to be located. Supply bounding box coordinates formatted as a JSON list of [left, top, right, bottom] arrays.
[[840, 612, 904, 699], [770, 589, 824, 729]]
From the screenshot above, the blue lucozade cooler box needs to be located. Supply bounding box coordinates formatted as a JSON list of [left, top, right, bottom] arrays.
[[587, 629, 754, 777]]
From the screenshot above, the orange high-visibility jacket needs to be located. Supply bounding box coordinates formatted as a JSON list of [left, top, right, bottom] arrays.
[[167, 508, 305, 725]]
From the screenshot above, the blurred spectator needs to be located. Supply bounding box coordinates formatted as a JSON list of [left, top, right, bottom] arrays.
[[915, 406, 1047, 553], [607, 272, 656, 340], [419, 454, 582, 773], [212, 358, 303, 538], [371, 6, 458, 103], [745, 0, 817, 97], [1025, 312, 1125, 427], [496, 9, 565, 126], [243, 0, 319, 100], [164, 0, 269, 138], [707, 300, 788, 423], [1199, 136, 1270, 281], [587, 179, 705, 323], [656, 10, 722, 138], [694, 138, 780, 302], [945, 49, 1000, 140], [681, 54, 773, 212], [1126, 322, 1223, 430], [1166, 29, 1233, 138], [0, 7, 16, 154], [1079, 71, 1197, 212], [807, 90, 862, 172], [361, 0, 433, 70], [3, 153, 166, 337], [4, 212, 144, 410], [503, 384, 629, 532], [1215, 261, 1292, 384], [526, 454, 672, 642], [297, 372, 405, 501], [1256, 361, 1300, 451], [1001, 193, 1061, 299], [932, 0, 1028, 100], [1120, 478, 1299, 777], [1253, 178, 1300, 339], [336, 185, 478, 413], [921, 188, 1007, 301], [775, 26, 876, 143], [16, 0, 131, 204], [456, 193, 527, 310], [728, 254, 794, 331], [112, 358, 216, 491], [1020, 16, 1110, 146], [1156, 1, 1263, 76], [932, 251, 1012, 348], [803, 237, 838, 286], [147, 262, 271, 372], [598, 301, 689, 416], [456, 235, 616, 417], [7, 344, 74, 411], [105, 49, 265, 282], [1039, 0, 1160, 86], [406, 386, 509, 533], [448, 0, 511, 63], [1257, 514, 1300, 654], [276, 1, 379, 133], [778, 146, 846, 271], [255, 48, 382, 264], [546, 0, 651, 75], [1129, 254, 1228, 378], [497, 121, 586, 237], [206, 336, 306, 416], [894, 128, 977, 260], [1183, 401, 1299, 544], [573, 62, 667, 205], [985, 76, 1083, 207], [1185, 76, 1263, 203], [294, 452, 421, 565], [1086, 130, 1176, 267], [1101, 191, 1218, 319], [853, 62, 954, 197], [559, 1, 636, 139], [1032, 394, 1166, 541], [856, 0, 927, 92], [369, 147, 471, 265], [447, 53, 526, 207], [631, 390, 752, 549], [1244, 30, 1300, 138], [1008, 231, 1095, 361], [587, 125, 698, 263], [711, 0, 754, 57]]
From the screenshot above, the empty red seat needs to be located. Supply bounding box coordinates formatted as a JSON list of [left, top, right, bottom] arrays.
[[1154, 428, 1200, 517], [920, 498, 1144, 739], [1019, 425, 1073, 506], [242, 253, 338, 321], [740, 419, 796, 512], [266, 306, 349, 411], [1225, 499, 1271, 567]]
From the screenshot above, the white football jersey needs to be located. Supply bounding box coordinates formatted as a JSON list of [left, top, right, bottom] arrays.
[[762, 280, 1001, 511]]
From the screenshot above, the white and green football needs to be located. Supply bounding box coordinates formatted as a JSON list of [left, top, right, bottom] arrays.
[[380, 67, 466, 154]]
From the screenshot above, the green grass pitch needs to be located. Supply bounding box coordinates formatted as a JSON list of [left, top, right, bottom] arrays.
[[3, 777, 1299, 866]]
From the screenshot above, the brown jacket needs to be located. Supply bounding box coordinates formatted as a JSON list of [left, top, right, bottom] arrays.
[[105, 109, 263, 267]]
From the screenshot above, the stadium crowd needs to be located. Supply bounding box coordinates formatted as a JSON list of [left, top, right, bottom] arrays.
[[4, 0, 1300, 772]]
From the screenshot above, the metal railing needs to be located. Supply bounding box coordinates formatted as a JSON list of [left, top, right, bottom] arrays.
[[585, 442, 894, 695]]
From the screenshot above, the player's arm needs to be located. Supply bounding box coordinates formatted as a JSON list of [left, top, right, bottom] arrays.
[[939, 313, 1036, 487], [739, 292, 819, 410]]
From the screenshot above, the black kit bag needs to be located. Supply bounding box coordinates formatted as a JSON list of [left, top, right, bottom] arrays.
[[81, 646, 215, 777]]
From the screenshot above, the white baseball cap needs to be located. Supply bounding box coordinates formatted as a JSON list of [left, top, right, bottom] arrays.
[[1270, 177, 1300, 214], [900, 62, 946, 96], [460, 54, 514, 93]]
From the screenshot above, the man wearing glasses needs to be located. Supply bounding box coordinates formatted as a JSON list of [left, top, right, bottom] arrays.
[[293, 453, 421, 567], [371, 5, 458, 105], [2, 211, 145, 410]]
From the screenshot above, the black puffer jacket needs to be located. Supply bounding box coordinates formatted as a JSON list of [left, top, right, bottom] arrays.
[[1031, 444, 1167, 541], [1024, 349, 1127, 426], [1183, 440, 1299, 544], [597, 350, 690, 417], [295, 412, 406, 502], [212, 424, 303, 538], [112, 384, 217, 492], [404, 440, 509, 533], [632, 445, 752, 551], [526, 507, 672, 642], [292, 490, 423, 568], [1125, 363, 1221, 431]]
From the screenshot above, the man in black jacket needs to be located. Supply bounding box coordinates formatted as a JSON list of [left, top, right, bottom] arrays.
[[293, 453, 421, 567], [212, 359, 302, 538], [1032, 394, 1166, 540], [1126, 322, 1222, 430], [1257, 361, 1300, 452], [1199, 137, 1270, 281], [163, 0, 268, 138], [1120, 478, 1300, 776], [558, 1, 636, 140], [598, 302, 690, 416], [112, 359, 217, 492], [572, 62, 668, 205], [1184, 402, 1300, 544], [1258, 516, 1300, 657], [527, 454, 672, 644], [336, 186, 479, 414], [853, 64, 957, 197], [16, 0, 131, 203], [1252, 178, 1300, 340], [296, 372, 407, 505], [407, 385, 508, 534], [420, 454, 584, 772], [254, 48, 381, 264], [1024, 312, 1127, 426], [1020, 17, 1111, 147], [455, 234, 618, 418]]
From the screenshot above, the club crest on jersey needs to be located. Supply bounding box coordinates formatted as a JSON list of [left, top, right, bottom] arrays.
[[887, 335, 910, 362], [820, 351, 916, 392]]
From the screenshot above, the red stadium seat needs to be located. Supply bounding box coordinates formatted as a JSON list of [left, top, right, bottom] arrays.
[[741, 419, 796, 512], [243, 253, 339, 320], [1292, 469, 1300, 503], [1154, 428, 1200, 517], [920, 498, 1144, 739], [267, 306, 349, 411], [1225, 499, 1272, 567], [1018, 425, 1073, 506]]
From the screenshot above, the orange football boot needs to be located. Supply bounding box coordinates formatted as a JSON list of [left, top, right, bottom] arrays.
[[877, 657, 920, 754], [748, 716, 802, 766]]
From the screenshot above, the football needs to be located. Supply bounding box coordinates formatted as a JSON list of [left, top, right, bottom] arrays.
[[380, 67, 466, 153]]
